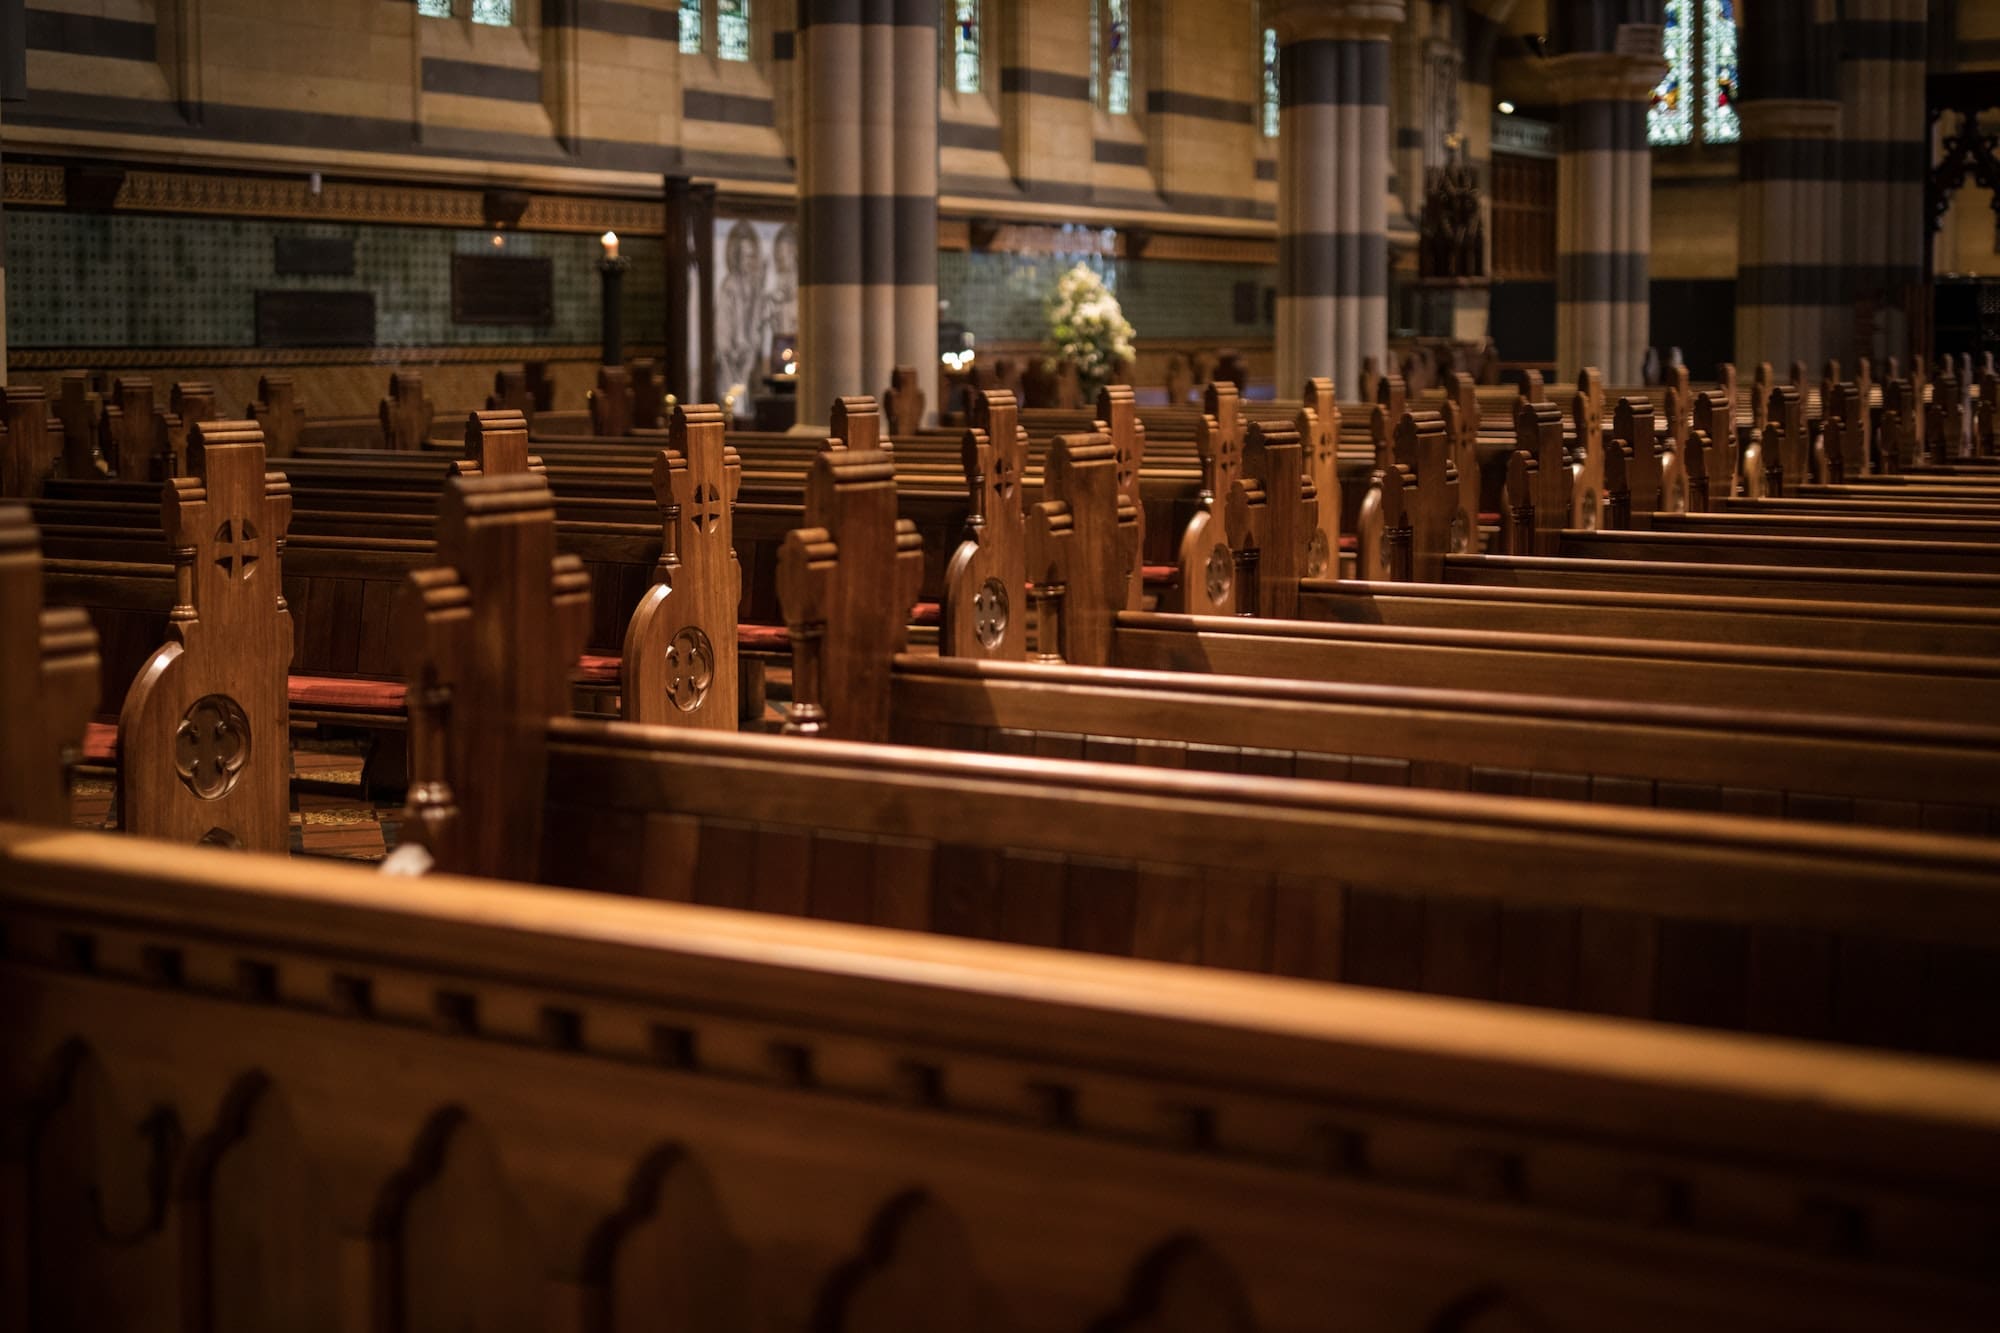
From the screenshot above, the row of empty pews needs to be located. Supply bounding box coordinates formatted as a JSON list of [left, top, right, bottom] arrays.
[[2, 352, 1998, 1330]]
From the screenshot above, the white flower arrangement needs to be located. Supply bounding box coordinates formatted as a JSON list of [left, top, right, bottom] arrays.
[[1043, 262, 1136, 398]]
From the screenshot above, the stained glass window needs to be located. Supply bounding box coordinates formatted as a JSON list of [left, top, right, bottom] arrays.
[[417, 0, 452, 16], [717, 0, 750, 60], [1702, 0, 1739, 143], [1104, 0, 1130, 115], [1648, 0, 1692, 146], [1262, 26, 1278, 138], [470, 0, 511, 23], [951, 0, 980, 93], [679, 0, 703, 54], [1089, 0, 1101, 106]]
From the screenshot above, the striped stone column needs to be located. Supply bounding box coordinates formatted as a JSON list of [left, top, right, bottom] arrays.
[[797, 0, 938, 428], [1274, 0, 1402, 399], [1548, 47, 1661, 383], [1839, 0, 1926, 362], [1735, 102, 1842, 371], [0, 98, 8, 390]]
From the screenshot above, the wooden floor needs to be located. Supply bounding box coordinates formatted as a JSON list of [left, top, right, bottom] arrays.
[[72, 735, 400, 860]]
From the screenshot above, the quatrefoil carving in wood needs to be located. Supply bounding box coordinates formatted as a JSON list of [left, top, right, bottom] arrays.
[[974, 577, 1009, 649], [664, 626, 715, 712], [213, 518, 260, 579], [1204, 543, 1233, 605], [174, 694, 250, 800]]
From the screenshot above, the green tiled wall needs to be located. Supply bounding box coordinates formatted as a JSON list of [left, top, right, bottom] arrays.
[[939, 250, 1275, 345], [5, 210, 1267, 352], [4, 212, 665, 349]]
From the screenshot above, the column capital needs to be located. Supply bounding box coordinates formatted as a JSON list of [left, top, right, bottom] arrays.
[[1275, 0, 1404, 44], [1737, 98, 1841, 140], [1545, 51, 1666, 104]]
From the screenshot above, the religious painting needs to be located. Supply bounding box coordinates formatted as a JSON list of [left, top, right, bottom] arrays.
[[710, 216, 798, 419]]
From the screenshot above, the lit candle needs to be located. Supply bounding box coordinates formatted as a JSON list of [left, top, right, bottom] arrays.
[[601, 230, 619, 261]]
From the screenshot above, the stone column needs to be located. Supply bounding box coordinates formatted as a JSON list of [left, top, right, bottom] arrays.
[[1548, 44, 1661, 382], [797, 0, 938, 428], [1734, 1, 1840, 371], [1275, 0, 1403, 399], [1838, 0, 1926, 362]]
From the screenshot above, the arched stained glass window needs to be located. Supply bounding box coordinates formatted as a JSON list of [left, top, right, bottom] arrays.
[[679, 0, 704, 54], [1703, 0, 1739, 143], [1649, 0, 1737, 147], [1104, 0, 1131, 115], [417, 0, 452, 16], [1090, 0, 1102, 105], [1262, 26, 1279, 138], [470, 0, 512, 23], [717, 0, 750, 60], [951, 0, 981, 93], [1648, 0, 1692, 145]]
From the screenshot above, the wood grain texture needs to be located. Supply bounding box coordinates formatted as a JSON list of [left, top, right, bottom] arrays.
[[1026, 432, 1137, 668], [396, 473, 589, 877], [623, 404, 742, 729], [0, 508, 99, 825], [940, 390, 1028, 660], [119, 422, 293, 852]]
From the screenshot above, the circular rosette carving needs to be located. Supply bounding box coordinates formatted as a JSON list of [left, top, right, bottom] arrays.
[[665, 626, 716, 712], [175, 694, 250, 800], [1304, 528, 1331, 578], [1449, 510, 1469, 553], [973, 577, 1009, 649], [1203, 543, 1233, 606]]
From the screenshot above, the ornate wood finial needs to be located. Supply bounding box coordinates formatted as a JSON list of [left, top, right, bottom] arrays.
[[1395, 410, 1457, 581], [161, 381, 218, 478], [1025, 432, 1137, 666], [119, 421, 294, 851], [624, 403, 741, 728], [1767, 383, 1803, 494], [381, 371, 435, 451], [829, 396, 883, 454], [1355, 462, 1412, 582], [1517, 368, 1545, 404], [1614, 396, 1656, 520], [1569, 386, 1607, 530], [101, 377, 157, 480], [1440, 371, 1484, 556], [1369, 373, 1408, 468], [942, 390, 1028, 659], [1097, 383, 1147, 611], [488, 366, 532, 414], [1498, 450, 1538, 555], [588, 365, 633, 437], [1177, 383, 1246, 615], [0, 387, 58, 498], [452, 410, 543, 479], [0, 506, 100, 824], [884, 365, 927, 436], [1516, 399, 1568, 553], [1686, 389, 1730, 511], [54, 372, 106, 479], [629, 357, 668, 429], [777, 447, 924, 742], [396, 474, 590, 877], [1297, 377, 1340, 580], [1237, 420, 1310, 618], [249, 374, 307, 460]]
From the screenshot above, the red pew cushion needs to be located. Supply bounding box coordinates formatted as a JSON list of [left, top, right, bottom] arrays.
[[289, 675, 407, 711]]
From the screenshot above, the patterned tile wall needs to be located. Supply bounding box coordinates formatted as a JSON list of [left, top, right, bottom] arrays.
[[4, 212, 666, 349], [939, 250, 1276, 345]]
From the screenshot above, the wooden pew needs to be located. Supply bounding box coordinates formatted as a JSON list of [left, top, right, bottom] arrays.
[[376, 474, 2000, 1061], [7, 823, 2000, 1328], [118, 421, 294, 852], [0, 506, 98, 825]]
